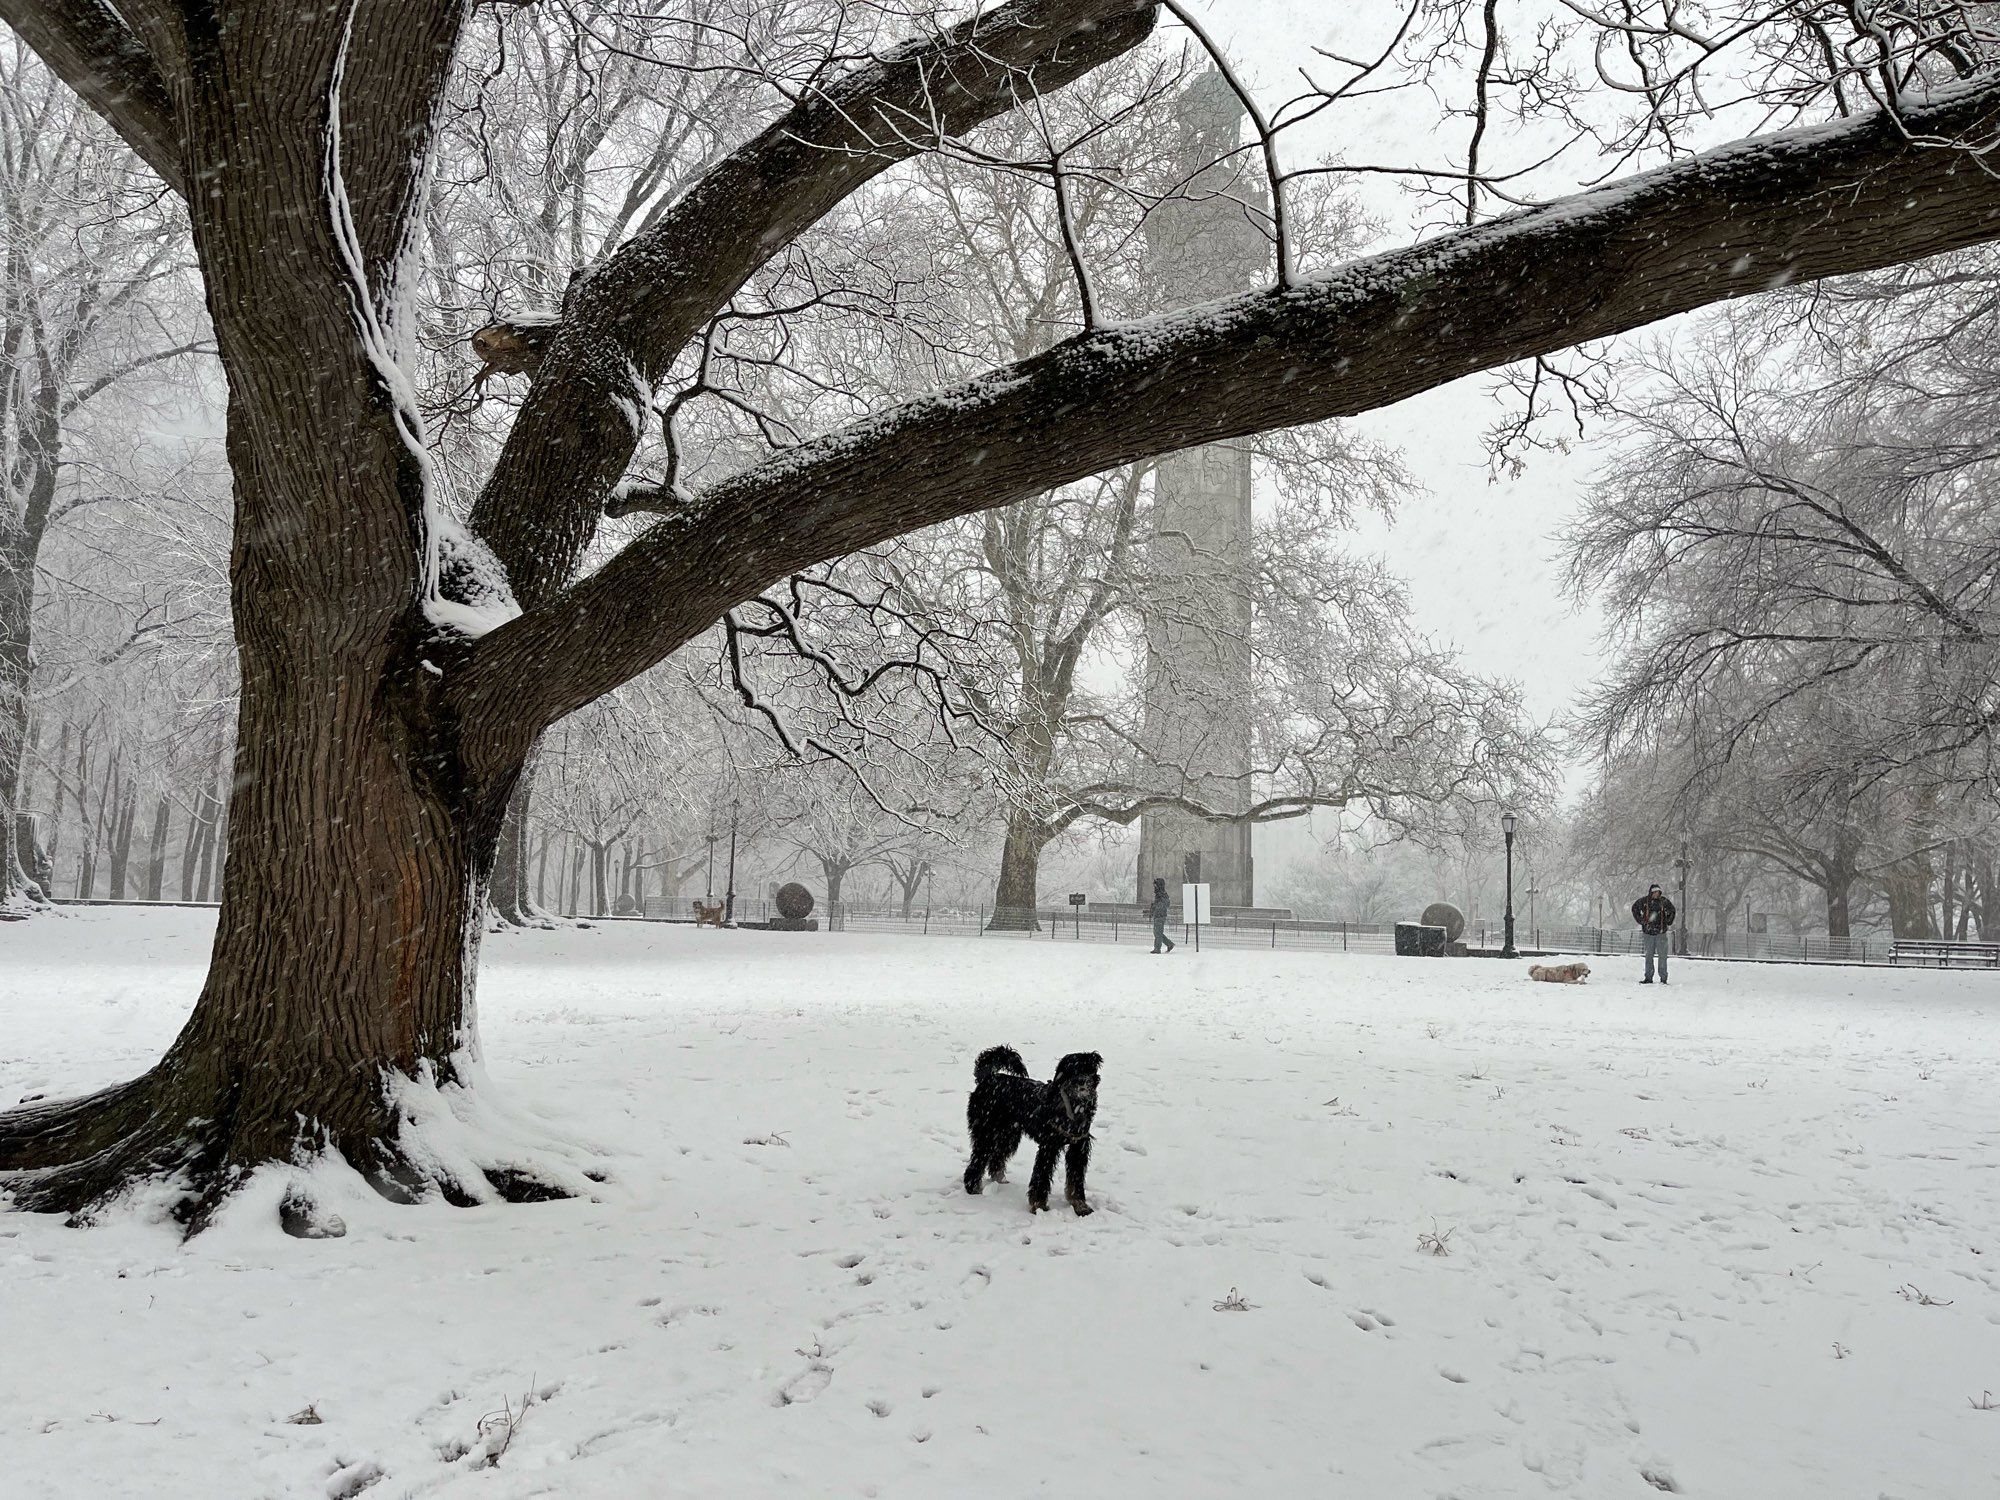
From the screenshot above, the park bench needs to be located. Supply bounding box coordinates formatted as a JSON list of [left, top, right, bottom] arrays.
[[1890, 938, 2000, 968]]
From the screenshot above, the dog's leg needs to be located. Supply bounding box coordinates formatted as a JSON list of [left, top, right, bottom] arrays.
[[964, 1117, 990, 1195], [1026, 1141, 1060, 1212], [987, 1125, 1020, 1183], [1063, 1138, 1093, 1216]]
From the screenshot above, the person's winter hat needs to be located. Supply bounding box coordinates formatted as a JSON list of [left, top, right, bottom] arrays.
[[1648, 884, 1663, 893]]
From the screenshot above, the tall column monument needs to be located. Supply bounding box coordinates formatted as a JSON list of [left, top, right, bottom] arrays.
[[1134, 75, 1269, 910]]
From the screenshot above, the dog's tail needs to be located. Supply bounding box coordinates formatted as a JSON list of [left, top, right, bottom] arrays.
[[974, 1045, 1028, 1083]]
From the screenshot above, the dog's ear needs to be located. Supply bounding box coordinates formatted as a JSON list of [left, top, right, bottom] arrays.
[[1054, 1052, 1102, 1084]]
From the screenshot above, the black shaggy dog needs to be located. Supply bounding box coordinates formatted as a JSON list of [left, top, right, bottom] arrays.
[[963, 1046, 1102, 1215]]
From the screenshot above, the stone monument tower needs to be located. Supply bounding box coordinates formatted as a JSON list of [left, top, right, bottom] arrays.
[[1134, 75, 1269, 910]]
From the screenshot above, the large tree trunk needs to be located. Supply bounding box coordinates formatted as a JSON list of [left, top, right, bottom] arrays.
[[989, 815, 1048, 931], [0, 684, 546, 1223], [1884, 856, 1935, 939], [0, 381, 60, 915], [144, 794, 171, 901], [487, 756, 545, 927], [1825, 878, 1852, 940], [192, 787, 221, 903], [177, 784, 207, 902], [0, 5, 591, 1227], [74, 735, 99, 899], [588, 839, 609, 917], [107, 784, 138, 900], [824, 860, 849, 930], [0, 528, 37, 913]]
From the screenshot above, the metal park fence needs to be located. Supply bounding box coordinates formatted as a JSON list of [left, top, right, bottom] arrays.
[[50, 896, 1993, 971], [1489, 923, 1889, 967], [655, 899, 1969, 970], [645, 897, 1400, 953]]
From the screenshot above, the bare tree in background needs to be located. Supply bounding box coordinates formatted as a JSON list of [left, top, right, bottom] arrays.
[[0, 42, 206, 911], [1567, 262, 2000, 934], [5, 0, 2000, 1226]]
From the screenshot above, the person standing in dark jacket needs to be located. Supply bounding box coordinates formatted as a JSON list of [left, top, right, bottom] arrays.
[[1632, 884, 1676, 984], [1149, 877, 1176, 954]]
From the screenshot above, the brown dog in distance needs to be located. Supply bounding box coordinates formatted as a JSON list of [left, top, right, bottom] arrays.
[[1528, 962, 1591, 984]]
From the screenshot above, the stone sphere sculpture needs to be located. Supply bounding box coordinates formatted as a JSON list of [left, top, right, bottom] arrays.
[[1420, 901, 1466, 943], [774, 882, 816, 921]]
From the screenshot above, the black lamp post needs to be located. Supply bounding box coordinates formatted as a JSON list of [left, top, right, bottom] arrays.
[[724, 797, 741, 925], [1673, 843, 1691, 957], [1500, 810, 1519, 958], [704, 828, 719, 898], [1525, 879, 1540, 949]]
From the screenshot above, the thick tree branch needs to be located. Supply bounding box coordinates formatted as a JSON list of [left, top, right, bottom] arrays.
[[469, 0, 1160, 605], [0, 0, 183, 192], [455, 77, 2000, 772]]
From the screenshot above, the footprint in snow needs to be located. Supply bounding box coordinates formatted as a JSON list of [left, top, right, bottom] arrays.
[[324, 1459, 385, 1499], [774, 1364, 833, 1407]]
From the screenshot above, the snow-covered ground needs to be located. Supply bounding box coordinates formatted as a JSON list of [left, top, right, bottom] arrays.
[[4, 908, 1999, 1499]]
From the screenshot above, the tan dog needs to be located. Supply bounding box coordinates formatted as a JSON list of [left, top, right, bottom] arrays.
[[692, 898, 726, 928], [1528, 962, 1591, 984]]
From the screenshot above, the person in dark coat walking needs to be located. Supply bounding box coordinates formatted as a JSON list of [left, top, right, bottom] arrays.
[[1632, 884, 1676, 983], [1149, 877, 1176, 954]]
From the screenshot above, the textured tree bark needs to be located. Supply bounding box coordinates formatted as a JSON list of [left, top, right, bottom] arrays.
[[0, 1, 536, 1225], [990, 816, 1050, 932]]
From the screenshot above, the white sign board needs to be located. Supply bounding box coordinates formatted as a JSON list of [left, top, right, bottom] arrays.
[[1181, 882, 1212, 925]]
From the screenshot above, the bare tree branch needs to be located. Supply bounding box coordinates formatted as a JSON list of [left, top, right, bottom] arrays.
[[454, 76, 2000, 765], [0, 0, 183, 192], [469, 0, 1162, 606]]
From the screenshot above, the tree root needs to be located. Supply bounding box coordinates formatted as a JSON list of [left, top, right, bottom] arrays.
[[2, 1062, 608, 1235], [0, 1073, 163, 1174]]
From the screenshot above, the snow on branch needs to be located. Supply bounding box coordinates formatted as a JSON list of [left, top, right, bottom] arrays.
[[470, 0, 1161, 607], [455, 73, 2000, 762]]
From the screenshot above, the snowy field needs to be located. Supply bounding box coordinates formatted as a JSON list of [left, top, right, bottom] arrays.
[[4, 908, 1999, 1499]]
